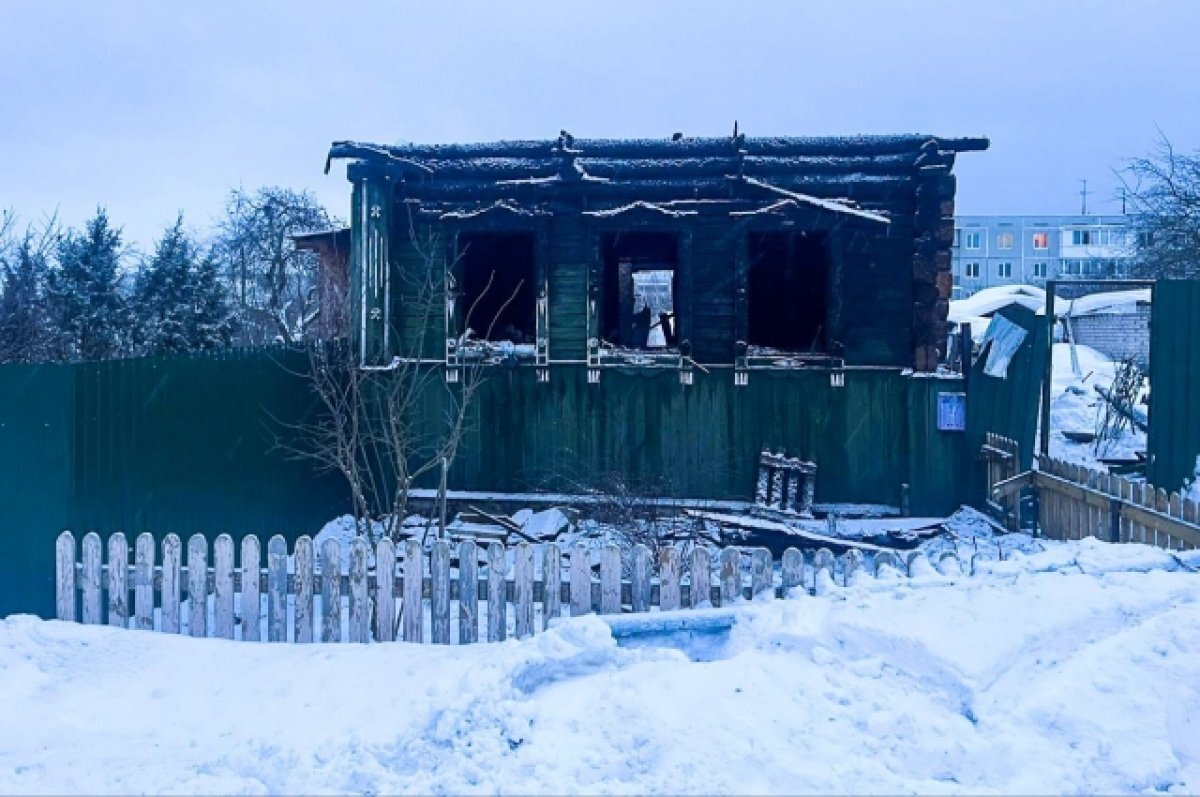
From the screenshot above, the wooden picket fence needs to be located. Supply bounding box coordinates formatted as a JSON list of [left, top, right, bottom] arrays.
[[54, 531, 916, 644], [981, 432, 1022, 530], [986, 436, 1200, 550]]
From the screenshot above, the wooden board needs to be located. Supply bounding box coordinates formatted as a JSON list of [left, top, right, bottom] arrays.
[[431, 541, 451, 644], [267, 535, 288, 642], [214, 534, 235, 639], [349, 537, 369, 643], [376, 538, 397, 642], [134, 533, 154, 631], [241, 535, 261, 642], [187, 533, 206, 637], [161, 534, 181, 634], [459, 540, 478, 643], [55, 532, 75, 622]]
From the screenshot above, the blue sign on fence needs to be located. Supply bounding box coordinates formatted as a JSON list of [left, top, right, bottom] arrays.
[[937, 392, 967, 432]]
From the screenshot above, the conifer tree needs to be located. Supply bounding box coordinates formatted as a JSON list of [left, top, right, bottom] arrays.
[[45, 209, 130, 361], [0, 235, 50, 362], [135, 216, 234, 355]]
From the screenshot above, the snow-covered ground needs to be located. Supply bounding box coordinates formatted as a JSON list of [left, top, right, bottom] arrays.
[[1048, 341, 1147, 469], [3, 527, 1198, 794]]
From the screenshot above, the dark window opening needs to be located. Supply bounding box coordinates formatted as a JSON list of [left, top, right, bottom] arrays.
[[746, 231, 829, 351], [601, 232, 679, 349], [458, 232, 536, 343]]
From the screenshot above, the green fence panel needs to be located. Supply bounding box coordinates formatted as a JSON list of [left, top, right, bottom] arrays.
[[0, 348, 347, 618], [3, 348, 975, 617], [1147, 280, 1200, 491], [0, 363, 73, 618], [965, 304, 1048, 500]]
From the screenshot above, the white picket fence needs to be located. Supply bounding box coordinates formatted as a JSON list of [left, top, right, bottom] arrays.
[[55, 531, 917, 644]]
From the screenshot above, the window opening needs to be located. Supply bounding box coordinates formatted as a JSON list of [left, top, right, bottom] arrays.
[[601, 232, 679, 349], [458, 231, 536, 344], [746, 231, 830, 352]]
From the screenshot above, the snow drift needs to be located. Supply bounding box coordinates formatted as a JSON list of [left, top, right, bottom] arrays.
[[1, 536, 1197, 794]]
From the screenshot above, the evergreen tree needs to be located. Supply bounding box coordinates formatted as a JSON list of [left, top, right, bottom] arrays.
[[0, 235, 50, 362], [189, 251, 236, 350], [135, 216, 234, 355], [45, 209, 130, 361]]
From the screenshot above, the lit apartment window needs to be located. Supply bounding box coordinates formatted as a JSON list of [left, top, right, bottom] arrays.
[[996, 232, 1014, 249], [1033, 262, 1047, 278], [964, 231, 982, 250], [1032, 232, 1049, 250], [964, 262, 980, 278], [998, 262, 1013, 278]]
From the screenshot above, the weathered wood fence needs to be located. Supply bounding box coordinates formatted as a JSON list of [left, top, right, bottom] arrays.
[[987, 434, 1200, 550], [54, 532, 913, 643], [981, 432, 1022, 530]]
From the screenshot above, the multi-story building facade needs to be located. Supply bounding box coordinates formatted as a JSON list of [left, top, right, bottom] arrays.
[[951, 215, 1138, 295]]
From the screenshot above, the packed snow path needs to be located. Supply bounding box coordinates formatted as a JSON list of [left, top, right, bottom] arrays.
[[1, 538, 1198, 794]]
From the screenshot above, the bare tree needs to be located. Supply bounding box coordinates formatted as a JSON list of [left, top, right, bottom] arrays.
[[214, 187, 339, 345], [1121, 133, 1200, 279], [282, 216, 512, 542]]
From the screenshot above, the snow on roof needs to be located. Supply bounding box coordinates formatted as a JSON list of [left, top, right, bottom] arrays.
[[738, 177, 890, 224], [948, 285, 1049, 323], [949, 286, 1153, 325], [1061, 289, 1151, 318], [583, 201, 698, 219]]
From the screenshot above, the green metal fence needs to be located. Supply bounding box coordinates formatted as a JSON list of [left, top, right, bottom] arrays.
[[0, 348, 347, 618], [1147, 280, 1200, 491], [1, 349, 971, 618]]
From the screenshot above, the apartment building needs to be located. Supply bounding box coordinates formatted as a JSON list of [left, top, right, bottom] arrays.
[[951, 215, 1138, 295]]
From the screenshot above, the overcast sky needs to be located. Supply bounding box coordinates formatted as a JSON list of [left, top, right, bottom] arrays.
[[4, 1, 1198, 251]]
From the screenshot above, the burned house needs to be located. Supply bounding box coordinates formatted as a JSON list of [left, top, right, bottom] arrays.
[[326, 132, 988, 514]]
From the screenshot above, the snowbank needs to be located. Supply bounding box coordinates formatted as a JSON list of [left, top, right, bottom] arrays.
[[2, 534, 1198, 794]]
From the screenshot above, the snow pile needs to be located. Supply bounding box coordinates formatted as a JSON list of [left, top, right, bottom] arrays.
[[2, 534, 1199, 794], [1048, 342, 1146, 468], [1185, 457, 1200, 504]]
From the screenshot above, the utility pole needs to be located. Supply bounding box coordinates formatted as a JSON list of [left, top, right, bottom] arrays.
[[1120, 187, 1127, 215], [1079, 179, 1089, 216]]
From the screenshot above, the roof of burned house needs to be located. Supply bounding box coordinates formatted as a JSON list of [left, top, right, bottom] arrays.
[[326, 131, 989, 222]]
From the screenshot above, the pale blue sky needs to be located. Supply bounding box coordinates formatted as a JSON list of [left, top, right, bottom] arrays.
[[3, 1, 1197, 250]]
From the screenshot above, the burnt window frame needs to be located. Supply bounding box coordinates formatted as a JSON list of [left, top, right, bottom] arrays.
[[737, 221, 840, 360], [587, 218, 693, 363], [444, 217, 549, 365]]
